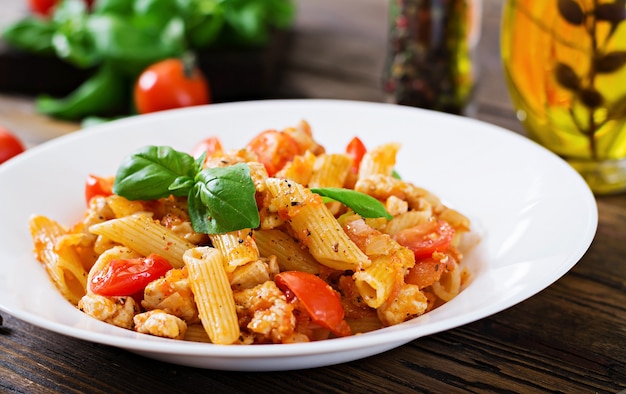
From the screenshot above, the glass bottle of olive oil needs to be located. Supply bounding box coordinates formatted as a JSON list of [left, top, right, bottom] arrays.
[[501, 0, 626, 194]]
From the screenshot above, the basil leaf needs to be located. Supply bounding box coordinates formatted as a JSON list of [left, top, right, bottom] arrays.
[[113, 145, 199, 200], [188, 163, 260, 234], [311, 187, 393, 220]]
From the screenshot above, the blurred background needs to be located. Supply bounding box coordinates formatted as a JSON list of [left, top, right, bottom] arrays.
[[0, 0, 518, 147]]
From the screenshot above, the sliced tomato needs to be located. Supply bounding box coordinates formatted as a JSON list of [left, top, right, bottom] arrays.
[[190, 136, 223, 164], [345, 136, 367, 174], [90, 253, 172, 296], [275, 271, 351, 337], [85, 174, 114, 205], [245, 130, 299, 176], [393, 220, 455, 260]]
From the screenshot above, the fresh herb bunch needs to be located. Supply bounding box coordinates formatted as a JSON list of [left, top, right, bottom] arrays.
[[113, 145, 392, 234], [2, 0, 296, 120]]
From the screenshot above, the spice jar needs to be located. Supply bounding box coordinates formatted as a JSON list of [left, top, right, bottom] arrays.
[[383, 0, 481, 115]]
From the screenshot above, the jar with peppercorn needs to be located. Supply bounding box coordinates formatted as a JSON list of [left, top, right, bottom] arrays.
[[383, 0, 482, 115]]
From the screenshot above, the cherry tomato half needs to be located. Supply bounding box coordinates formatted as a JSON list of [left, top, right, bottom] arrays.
[[90, 253, 172, 296], [0, 126, 26, 164], [85, 174, 114, 205], [275, 271, 351, 337], [191, 136, 223, 165], [245, 130, 299, 176], [134, 57, 210, 114], [393, 220, 456, 260], [404, 256, 453, 289], [345, 136, 367, 174]]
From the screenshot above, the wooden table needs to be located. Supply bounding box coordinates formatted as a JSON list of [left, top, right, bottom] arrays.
[[1, 1, 625, 392]]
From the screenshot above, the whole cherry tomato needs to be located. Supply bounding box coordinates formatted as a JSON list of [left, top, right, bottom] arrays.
[[134, 57, 211, 114], [0, 126, 26, 164]]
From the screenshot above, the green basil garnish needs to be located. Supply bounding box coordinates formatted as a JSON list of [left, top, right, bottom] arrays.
[[310, 187, 393, 220], [113, 145, 259, 234]]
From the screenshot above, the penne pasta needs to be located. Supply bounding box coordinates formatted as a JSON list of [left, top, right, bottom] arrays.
[[353, 255, 403, 308], [254, 229, 321, 274], [357, 142, 401, 179], [29, 120, 476, 344], [184, 247, 240, 345], [308, 153, 352, 188], [29, 215, 88, 305], [89, 213, 194, 268], [230, 259, 272, 290], [264, 178, 370, 271], [209, 229, 259, 272]]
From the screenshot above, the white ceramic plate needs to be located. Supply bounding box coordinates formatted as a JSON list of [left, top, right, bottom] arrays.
[[0, 99, 597, 371]]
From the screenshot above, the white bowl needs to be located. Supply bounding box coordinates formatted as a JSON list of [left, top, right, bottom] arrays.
[[0, 99, 597, 371]]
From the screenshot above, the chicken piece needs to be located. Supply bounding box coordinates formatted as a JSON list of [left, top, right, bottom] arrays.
[[134, 309, 187, 340], [78, 293, 138, 329], [148, 196, 209, 245], [142, 268, 199, 324], [354, 174, 444, 214], [233, 281, 297, 344], [377, 283, 428, 326]]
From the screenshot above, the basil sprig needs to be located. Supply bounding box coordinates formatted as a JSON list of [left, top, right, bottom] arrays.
[[310, 187, 393, 220], [113, 145, 259, 234], [112, 145, 392, 234]]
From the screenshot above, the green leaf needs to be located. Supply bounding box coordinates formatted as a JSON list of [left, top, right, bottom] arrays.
[[36, 62, 126, 120], [310, 187, 393, 220], [113, 146, 200, 200], [2, 17, 56, 55], [86, 14, 186, 77], [189, 163, 260, 234]]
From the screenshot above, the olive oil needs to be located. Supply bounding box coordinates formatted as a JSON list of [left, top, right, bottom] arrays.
[[501, 0, 626, 193]]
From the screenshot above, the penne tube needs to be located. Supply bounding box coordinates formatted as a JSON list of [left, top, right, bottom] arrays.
[[29, 215, 88, 305], [357, 142, 401, 179], [209, 229, 259, 272], [264, 178, 370, 271], [230, 259, 271, 290], [384, 210, 433, 236], [89, 213, 194, 268], [431, 260, 462, 302], [254, 229, 321, 274], [353, 255, 403, 308], [184, 247, 240, 345], [308, 153, 352, 188]]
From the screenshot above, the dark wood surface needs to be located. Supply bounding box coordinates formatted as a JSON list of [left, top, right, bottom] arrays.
[[1, 1, 625, 393]]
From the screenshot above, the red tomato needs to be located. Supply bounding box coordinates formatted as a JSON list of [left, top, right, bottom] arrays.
[[0, 126, 26, 164], [90, 254, 172, 296], [191, 136, 223, 161], [393, 220, 456, 260], [28, 0, 58, 16], [28, 0, 94, 16], [85, 174, 114, 205], [134, 58, 210, 114], [275, 271, 351, 337], [405, 257, 443, 289], [345, 136, 367, 173], [245, 130, 299, 176]]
